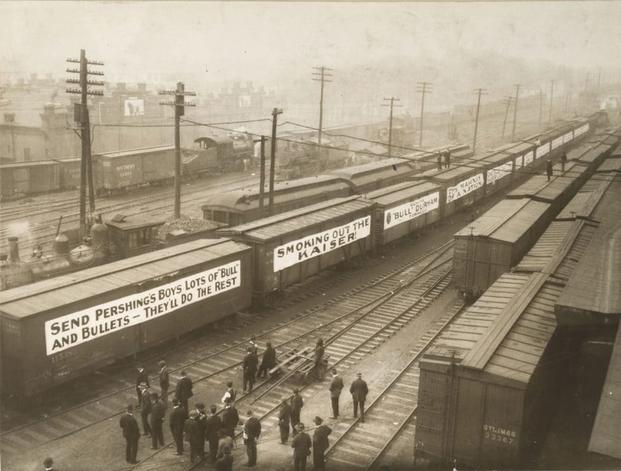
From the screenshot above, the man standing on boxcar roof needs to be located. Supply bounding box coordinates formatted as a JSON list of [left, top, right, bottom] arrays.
[[119, 404, 140, 464], [136, 366, 149, 408], [159, 360, 170, 406], [175, 370, 193, 417], [546, 159, 553, 182]]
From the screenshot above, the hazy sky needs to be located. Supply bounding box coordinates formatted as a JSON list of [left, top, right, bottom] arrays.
[[1, 1, 620, 84]]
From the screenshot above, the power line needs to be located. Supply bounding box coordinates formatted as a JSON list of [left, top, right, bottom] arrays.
[[381, 97, 402, 157], [511, 84, 521, 141], [549, 80, 555, 125], [472, 88, 487, 152]]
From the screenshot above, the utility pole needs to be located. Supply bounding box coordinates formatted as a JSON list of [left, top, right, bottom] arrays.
[[511, 84, 521, 140], [501, 96, 513, 139], [597, 67, 602, 92], [159, 82, 196, 219], [538, 88, 544, 128], [312, 66, 333, 146], [259, 135, 266, 213], [472, 88, 486, 152], [381, 97, 401, 157], [269, 108, 283, 215], [417, 82, 433, 146], [548, 80, 555, 125], [66, 49, 104, 238]]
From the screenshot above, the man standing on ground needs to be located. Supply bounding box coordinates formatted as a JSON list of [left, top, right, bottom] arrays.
[[291, 423, 312, 471], [175, 370, 193, 417], [329, 368, 344, 418], [222, 381, 237, 404], [278, 397, 292, 444], [150, 392, 166, 449], [222, 398, 240, 438], [217, 428, 234, 459], [139, 384, 152, 437], [291, 389, 304, 433], [158, 360, 169, 405], [257, 342, 276, 379], [312, 416, 332, 471], [350, 372, 369, 422], [243, 410, 261, 467], [205, 404, 222, 462], [120, 404, 140, 464], [169, 399, 185, 455], [243, 347, 258, 393], [184, 410, 203, 464], [136, 366, 149, 408]]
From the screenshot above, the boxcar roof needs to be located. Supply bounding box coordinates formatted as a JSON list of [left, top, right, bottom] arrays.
[[365, 181, 441, 206], [506, 165, 578, 203], [596, 158, 621, 173], [589, 323, 621, 460], [0, 160, 59, 169], [218, 196, 374, 241], [0, 238, 250, 319], [98, 145, 174, 158], [419, 160, 487, 183], [454, 198, 550, 243], [491, 141, 533, 157], [201, 175, 352, 211], [329, 158, 414, 179]]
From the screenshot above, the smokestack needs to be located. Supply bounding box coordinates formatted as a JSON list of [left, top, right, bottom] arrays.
[[8, 237, 20, 262]]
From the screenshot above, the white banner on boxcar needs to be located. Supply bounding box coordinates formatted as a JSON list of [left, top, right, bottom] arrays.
[[45, 261, 241, 355], [562, 132, 573, 144], [523, 151, 534, 167], [273, 216, 371, 272], [446, 174, 484, 203], [486, 161, 513, 185], [384, 192, 440, 230], [552, 136, 564, 150]]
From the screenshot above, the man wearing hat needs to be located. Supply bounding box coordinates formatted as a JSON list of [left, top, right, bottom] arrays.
[[150, 392, 166, 449], [175, 370, 193, 419], [242, 347, 259, 393], [135, 366, 149, 408], [291, 389, 304, 433], [158, 360, 170, 405], [329, 368, 344, 418], [312, 416, 332, 471], [350, 372, 369, 422], [139, 383, 152, 436], [222, 398, 240, 438], [43, 458, 55, 471], [278, 396, 292, 444], [119, 404, 140, 464], [169, 399, 186, 455], [205, 404, 223, 462], [184, 410, 203, 463], [291, 423, 312, 471], [243, 409, 261, 466]]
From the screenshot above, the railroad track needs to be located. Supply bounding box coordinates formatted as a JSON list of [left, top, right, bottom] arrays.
[[125, 247, 454, 471], [325, 299, 465, 471], [0, 241, 452, 463]]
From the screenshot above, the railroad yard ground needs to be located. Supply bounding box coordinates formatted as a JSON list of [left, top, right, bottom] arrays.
[[0, 174, 509, 471]]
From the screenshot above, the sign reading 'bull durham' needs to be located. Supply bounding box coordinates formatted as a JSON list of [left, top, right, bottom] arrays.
[[273, 216, 371, 271], [383, 192, 440, 230]]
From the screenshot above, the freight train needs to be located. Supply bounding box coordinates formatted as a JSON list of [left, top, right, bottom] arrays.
[[0, 134, 254, 200], [0, 112, 612, 399]]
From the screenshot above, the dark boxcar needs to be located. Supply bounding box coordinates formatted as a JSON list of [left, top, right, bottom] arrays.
[[56, 158, 82, 190], [329, 158, 416, 193], [96, 148, 145, 191], [365, 181, 442, 246], [417, 273, 567, 469], [218, 196, 375, 298], [0, 238, 253, 397], [201, 175, 353, 227], [452, 198, 552, 298], [0, 160, 61, 197]]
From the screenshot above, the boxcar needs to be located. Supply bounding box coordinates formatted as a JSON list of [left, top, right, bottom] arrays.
[[0, 238, 253, 397], [452, 198, 553, 298], [201, 175, 353, 226], [218, 196, 375, 299], [415, 161, 488, 218], [0, 160, 61, 198], [56, 158, 82, 190], [365, 181, 442, 246], [416, 273, 568, 469], [482, 151, 515, 195], [328, 158, 416, 193]]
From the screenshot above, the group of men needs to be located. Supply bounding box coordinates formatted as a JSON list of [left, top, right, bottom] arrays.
[[118, 339, 370, 470], [437, 149, 452, 170]]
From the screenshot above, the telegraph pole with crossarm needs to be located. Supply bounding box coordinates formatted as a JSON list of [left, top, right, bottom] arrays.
[[159, 82, 196, 219], [66, 49, 104, 238], [417, 82, 433, 146], [472, 88, 487, 152], [381, 97, 402, 157], [312, 66, 333, 146]]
